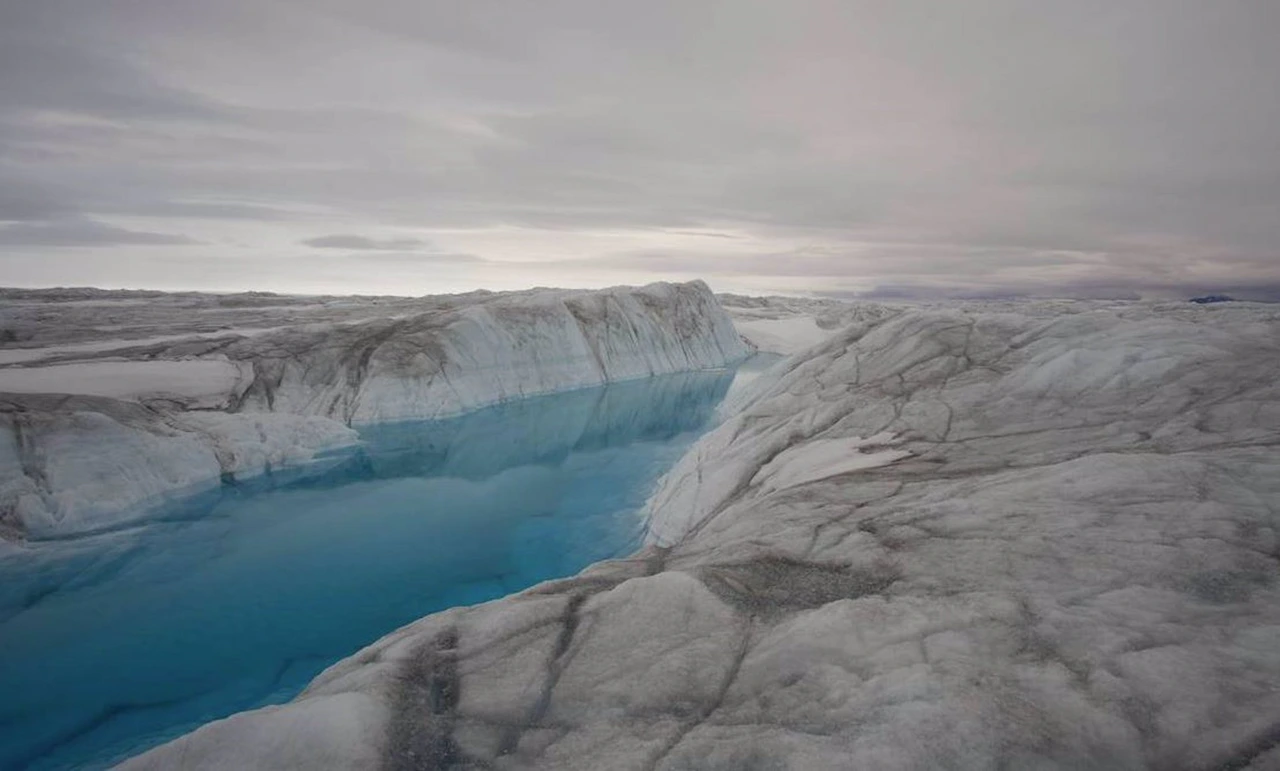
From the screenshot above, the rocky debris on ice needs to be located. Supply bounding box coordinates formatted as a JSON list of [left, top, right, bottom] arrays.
[[0, 281, 748, 539], [123, 298, 1280, 770]]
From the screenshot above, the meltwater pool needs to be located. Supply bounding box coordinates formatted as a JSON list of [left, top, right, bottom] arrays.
[[0, 361, 772, 770]]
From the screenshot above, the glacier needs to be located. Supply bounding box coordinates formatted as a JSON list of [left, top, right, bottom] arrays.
[[0, 280, 748, 539], [116, 297, 1280, 770]]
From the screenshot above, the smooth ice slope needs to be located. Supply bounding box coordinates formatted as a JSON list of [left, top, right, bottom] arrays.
[[123, 299, 1280, 771], [0, 281, 748, 538]]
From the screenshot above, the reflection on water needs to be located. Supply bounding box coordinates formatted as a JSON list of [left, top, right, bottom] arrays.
[[0, 366, 745, 771]]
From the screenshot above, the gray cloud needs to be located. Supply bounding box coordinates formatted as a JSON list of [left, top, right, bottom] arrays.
[[352, 251, 484, 264], [0, 217, 197, 247], [0, 4, 226, 123], [130, 201, 293, 221], [303, 234, 429, 250], [0, 0, 1277, 296], [0, 185, 76, 222]]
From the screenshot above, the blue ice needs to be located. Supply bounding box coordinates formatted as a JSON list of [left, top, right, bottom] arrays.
[[0, 362, 768, 770]]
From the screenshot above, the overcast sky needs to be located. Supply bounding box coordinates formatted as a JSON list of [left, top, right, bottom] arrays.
[[1, 0, 1278, 298]]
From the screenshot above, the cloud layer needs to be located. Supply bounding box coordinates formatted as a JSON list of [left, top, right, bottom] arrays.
[[302, 234, 428, 250], [1, 1, 1277, 297]]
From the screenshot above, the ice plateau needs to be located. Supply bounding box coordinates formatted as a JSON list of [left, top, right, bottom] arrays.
[[116, 297, 1280, 770], [0, 281, 748, 539]]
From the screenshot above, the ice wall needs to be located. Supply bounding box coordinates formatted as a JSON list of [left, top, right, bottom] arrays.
[[0, 281, 749, 539], [230, 280, 747, 423]]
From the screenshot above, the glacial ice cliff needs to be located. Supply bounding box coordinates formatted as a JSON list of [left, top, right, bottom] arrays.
[[0, 281, 748, 539], [119, 298, 1280, 770]]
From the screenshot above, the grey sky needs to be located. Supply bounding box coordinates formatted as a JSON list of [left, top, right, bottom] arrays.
[[1, 0, 1277, 297]]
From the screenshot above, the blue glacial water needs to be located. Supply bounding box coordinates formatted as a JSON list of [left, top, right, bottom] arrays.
[[0, 361, 772, 770]]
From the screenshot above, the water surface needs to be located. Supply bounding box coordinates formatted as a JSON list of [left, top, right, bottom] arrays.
[[0, 364, 761, 770]]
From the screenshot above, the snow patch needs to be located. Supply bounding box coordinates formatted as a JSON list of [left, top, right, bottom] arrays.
[[0, 359, 247, 408], [733, 316, 831, 355], [752, 433, 910, 493]]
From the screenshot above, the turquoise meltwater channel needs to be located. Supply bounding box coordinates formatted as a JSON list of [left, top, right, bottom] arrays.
[[0, 358, 776, 770]]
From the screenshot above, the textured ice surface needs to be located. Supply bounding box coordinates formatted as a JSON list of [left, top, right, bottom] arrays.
[[0, 368, 737, 771], [1, 281, 748, 538], [123, 298, 1280, 770]]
